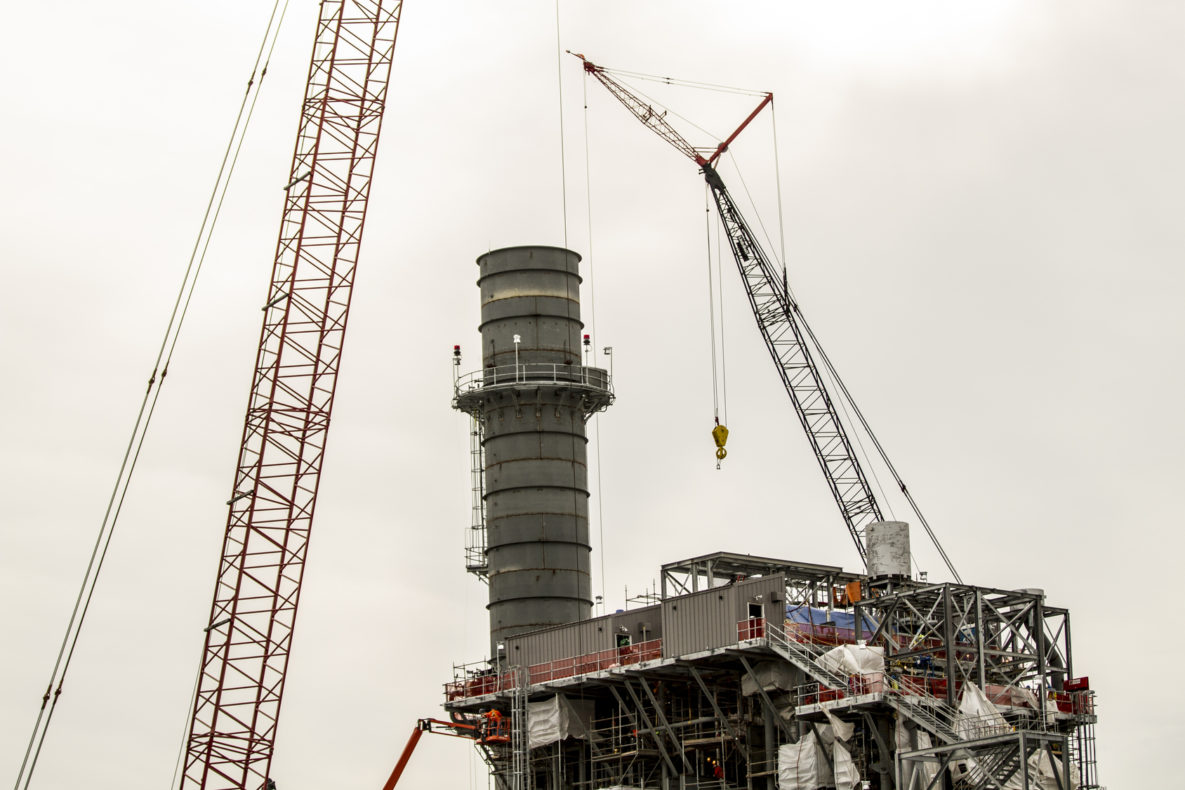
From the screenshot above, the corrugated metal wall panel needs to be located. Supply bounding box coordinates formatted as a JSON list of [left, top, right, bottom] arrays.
[[610, 605, 662, 644], [505, 616, 612, 667], [504, 575, 784, 666], [661, 574, 784, 657]]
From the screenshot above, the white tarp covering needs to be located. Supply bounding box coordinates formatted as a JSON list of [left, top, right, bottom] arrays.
[[742, 661, 799, 696], [952, 682, 1011, 786], [1023, 749, 1081, 790], [823, 709, 854, 742], [895, 719, 939, 789], [955, 681, 1011, 740], [777, 731, 833, 790], [832, 742, 861, 790], [527, 695, 592, 749], [952, 683, 1079, 790], [983, 749, 1079, 790], [914, 730, 938, 787], [816, 644, 885, 677]]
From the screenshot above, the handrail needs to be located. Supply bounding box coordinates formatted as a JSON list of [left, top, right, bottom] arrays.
[[445, 640, 663, 701], [454, 363, 612, 396]]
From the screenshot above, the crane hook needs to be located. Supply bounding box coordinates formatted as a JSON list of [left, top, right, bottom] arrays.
[[711, 421, 729, 470]]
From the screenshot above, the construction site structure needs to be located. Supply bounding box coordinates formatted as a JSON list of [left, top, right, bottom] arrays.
[[444, 245, 1100, 789], [443, 548, 1098, 790]]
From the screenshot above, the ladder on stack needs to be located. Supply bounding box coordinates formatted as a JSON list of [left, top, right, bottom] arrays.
[[510, 667, 531, 790], [465, 416, 488, 579]]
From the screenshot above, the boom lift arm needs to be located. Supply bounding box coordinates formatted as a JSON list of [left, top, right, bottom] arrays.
[[577, 55, 881, 564], [382, 717, 507, 789]]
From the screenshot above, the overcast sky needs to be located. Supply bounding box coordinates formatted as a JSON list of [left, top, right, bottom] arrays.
[[1, 1, 1181, 787]]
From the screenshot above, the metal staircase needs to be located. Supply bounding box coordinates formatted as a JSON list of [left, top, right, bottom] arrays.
[[765, 622, 849, 690], [968, 743, 1026, 789], [887, 694, 961, 745], [766, 621, 965, 751]]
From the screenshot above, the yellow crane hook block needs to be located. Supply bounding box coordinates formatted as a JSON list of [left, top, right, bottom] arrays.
[[711, 423, 729, 465]]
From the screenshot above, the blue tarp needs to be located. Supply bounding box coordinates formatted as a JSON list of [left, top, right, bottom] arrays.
[[785, 604, 877, 634]]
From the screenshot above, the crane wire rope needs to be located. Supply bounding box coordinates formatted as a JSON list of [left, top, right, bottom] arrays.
[[795, 313, 962, 583], [715, 203, 729, 423], [613, 74, 722, 151], [704, 186, 722, 424], [748, 157, 951, 578], [554, 0, 568, 247], [721, 153, 908, 528], [586, 58, 961, 582], [770, 100, 788, 282], [723, 158, 933, 568], [581, 69, 608, 612], [14, 5, 291, 789], [590, 64, 768, 98]]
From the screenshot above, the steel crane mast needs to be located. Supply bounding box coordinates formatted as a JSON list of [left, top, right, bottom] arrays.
[[579, 56, 881, 564], [182, 3, 402, 788]]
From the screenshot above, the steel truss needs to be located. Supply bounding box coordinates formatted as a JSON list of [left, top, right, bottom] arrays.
[[660, 551, 861, 600], [705, 165, 881, 564], [896, 730, 1074, 790], [856, 584, 1071, 708], [182, 3, 402, 788]]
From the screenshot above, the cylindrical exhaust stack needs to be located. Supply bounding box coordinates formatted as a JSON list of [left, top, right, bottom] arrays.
[[454, 246, 613, 657]]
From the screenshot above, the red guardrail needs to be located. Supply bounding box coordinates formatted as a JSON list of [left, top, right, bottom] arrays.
[[446, 640, 664, 701]]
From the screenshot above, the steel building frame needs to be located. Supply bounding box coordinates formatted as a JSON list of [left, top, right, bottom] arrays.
[[446, 554, 1098, 790], [856, 584, 1072, 708]]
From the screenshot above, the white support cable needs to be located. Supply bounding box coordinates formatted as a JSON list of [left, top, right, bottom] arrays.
[[725, 151, 784, 270], [553, 0, 568, 247], [719, 152, 907, 526], [15, 5, 291, 789], [794, 307, 962, 584], [704, 185, 721, 422], [614, 73, 722, 147], [581, 70, 608, 613], [771, 100, 788, 278], [592, 63, 768, 97], [715, 204, 729, 424]]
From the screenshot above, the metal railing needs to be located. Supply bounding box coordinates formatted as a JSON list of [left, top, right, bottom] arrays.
[[445, 640, 664, 701], [454, 363, 612, 395], [761, 618, 851, 690]]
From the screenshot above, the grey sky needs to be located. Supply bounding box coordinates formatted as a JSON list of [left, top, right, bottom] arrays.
[[1, 1, 1181, 786]]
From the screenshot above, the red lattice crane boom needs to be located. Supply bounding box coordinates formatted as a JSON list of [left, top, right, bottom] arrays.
[[182, 3, 403, 788]]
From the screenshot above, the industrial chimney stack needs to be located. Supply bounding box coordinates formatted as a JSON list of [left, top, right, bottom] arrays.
[[453, 246, 613, 657]]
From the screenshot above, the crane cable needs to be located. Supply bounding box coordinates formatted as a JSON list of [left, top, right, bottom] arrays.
[[583, 59, 960, 582], [554, 0, 568, 247], [723, 137, 958, 580], [727, 146, 898, 519], [581, 69, 608, 613], [14, 5, 291, 790], [705, 187, 730, 469], [795, 311, 963, 584]]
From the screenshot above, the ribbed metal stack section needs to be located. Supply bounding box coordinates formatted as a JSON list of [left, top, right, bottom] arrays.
[[454, 246, 613, 656]]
